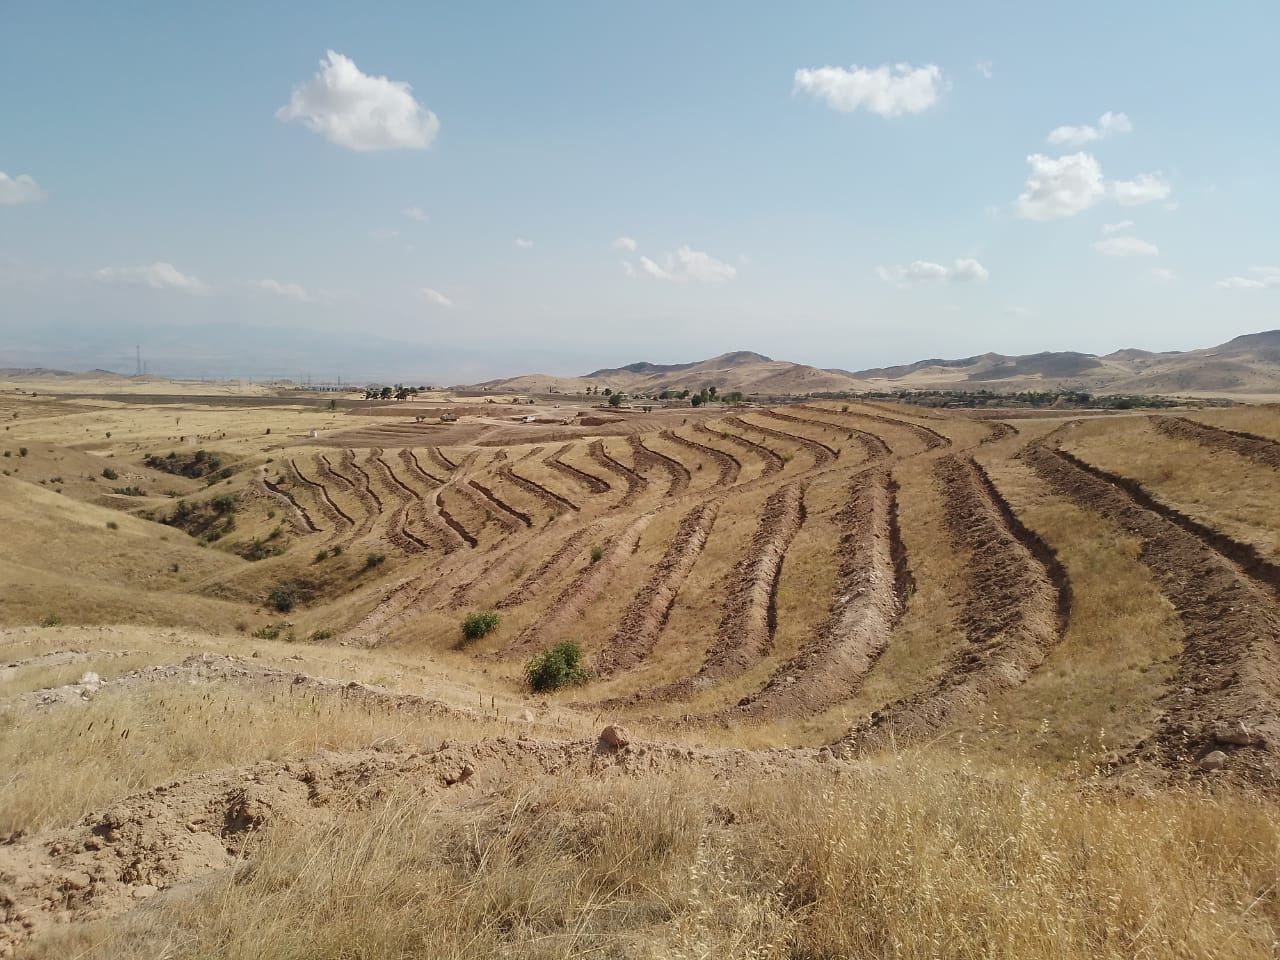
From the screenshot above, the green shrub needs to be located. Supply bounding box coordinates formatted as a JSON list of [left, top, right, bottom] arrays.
[[39, 614, 62, 627], [460, 611, 500, 644], [524, 642, 589, 692], [212, 494, 237, 514], [105, 520, 119, 530], [251, 624, 282, 640], [101, 467, 118, 480], [589, 544, 604, 563], [313, 548, 330, 563], [309, 628, 334, 642], [18, 447, 28, 457], [267, 584, 297, 613], [364, 552, 386, 570]]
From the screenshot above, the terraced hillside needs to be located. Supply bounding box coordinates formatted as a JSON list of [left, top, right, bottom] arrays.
[[2, 390, 1279, 957]]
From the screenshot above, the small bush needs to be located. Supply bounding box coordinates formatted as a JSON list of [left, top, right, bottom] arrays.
[[101, 467, 118, 480], [251, 624, 282, 640], [39, 614, 62, 627], [589, 544, 605, 563], [18, 447, 28, 457], [460, 611, 500, 645], [267, 584, 297, 613], [331, 544, 344, 556], [313, 548, 330, 563], [524, 641, 589, 692], [112, 486, 145, 497], [309, 628, 334, 642], [105, 520, 119, 530], [364, 552, 386, 570], [212, 494, 237, 515]]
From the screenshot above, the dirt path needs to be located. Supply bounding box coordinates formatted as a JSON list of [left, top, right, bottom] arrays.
[[662, 429, 741, 486], [588, 439, 647, 507], [1151, 415, 1280, 470], [594, 501, 721, 676], [695, 422, 783, 476], [468, 478, 533, 529], [730, 467, 909, 720], [289, 458, 354, 529], [503, 514, 653, 657], [1026, 444, 1280, 787], [499, 464, 579, 514], [837, 456, 1068, 755], [544, 443, 612, 495], [627, 435, 692, 497]]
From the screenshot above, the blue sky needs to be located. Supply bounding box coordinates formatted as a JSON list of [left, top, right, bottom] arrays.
[[2, 1, 1278, 379]]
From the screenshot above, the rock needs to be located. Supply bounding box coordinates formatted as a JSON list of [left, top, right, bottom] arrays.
[[131, 884, 157, 900], [520, 709, 535, 723], [62, 872, 92, 891], [1198, 750, 1228, 772], [1214, 722, 1253, 747], [78, 671, 101, 688], [599, 725, 631, 750], [816, 746, 833, 764]]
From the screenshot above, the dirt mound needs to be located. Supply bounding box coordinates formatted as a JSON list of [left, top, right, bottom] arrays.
[[627, 435, 692, 497], [838, 456, 1067, 754], [594, 501, 721, 676], [695, 421, 783, 476], [979, 421, 1018, 444], [731, 467, 909, 720], [662, 428, 741, 486], [1026, 444, 1280, 788], [756, 410, 840, 462], [1151, 415, 1280, 470]]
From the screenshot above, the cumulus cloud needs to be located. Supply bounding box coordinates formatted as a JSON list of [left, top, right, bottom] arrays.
[[1112, 172, 1172, 206], [0, 172, 44, 206], [793, 62, 943, 117], [1102, 219, 1135, 234], [1094, 235, 1159, 257], [1151, 267, 1177, 281], [94, 262, 208, 295], [877, 258, 989, 287], [257, 278, 313, 302], [1016, 152, 1105, 220], [515, 237, 533, 249], [277, 51, 439, 152], [402, 206, 428, 222], [1047, 111, 1132, 147], [419, 287, 454, 307], [1216, 267, 1280, 290], [632, 246, 737, 283], [612, 236, 637, 252]]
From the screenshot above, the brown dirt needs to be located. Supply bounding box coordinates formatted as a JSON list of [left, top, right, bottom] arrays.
[[544, 443, 611, 495], [730, 467, 909, 720], [695, 421, 783, 476], [980, 421, 1018, 444], [467, 479, 533, 529], [587, 440, 647, 507], [798, 405, 952, 451], [1025, 444, 1280, 788], [736, 413, 835, 465], [400, 448, 446, 486], [496, 525, 600, 610], [594, 501, 721, 676], [626, 435, 692, 497], [755, 410, 840, 462], [434, 490, 478, 548], [662, 428, 741, 486], [257, 470, 318, 534], [837, 456, 1067, 754], [1152, 415, 1280, 470], [502, 514, 653, 657], [498, 465, 579, 514], [427, 447, 458, 473], [288, 458, 354, 529], [368, 455, 429, 554], [780, 407, 894, 458]]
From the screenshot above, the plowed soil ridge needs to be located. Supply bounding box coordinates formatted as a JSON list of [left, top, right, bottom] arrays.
[[1025, 444, 1280, 786], [435, 490, 478, 548], [732, 414, 834, 465], [499, 464, 579, 514], [1050, 447, 1280, 597], [780, 408, 895, 459], [595, 501, 721, 676], [756, 410, 839, 461], [980, 421, 1018, 444], [798, 405, 951, 451], [259, 472, 319, 534], [428, 447, 458, 473], [731, 468, 909, 719], [460, 481, 525, 533], [662, 429, 741, 486], [838, 456, 1066, 754], [370, 456, 429, 554], [695, 422, 783, 476], [401, 448, 446, 487], [290, 459, 354, 528], [496, 525, 598, 610], [503, 515, 653, 656], [1152, 415, 1280, 470], [588, 440, 647, 507], [468, 478, 534, 528], [344, 450, 385, 513], [627, 435, 692, 497], [545, 443, 611, 494]]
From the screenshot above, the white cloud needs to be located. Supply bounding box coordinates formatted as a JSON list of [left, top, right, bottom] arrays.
[[94, 262, 208, 295], [419, 287, 454, 307], [1101, 219, 1135, 234], [1216, 267, 1280, 290], [0, 172, 44, 206], [258, 278, 313, 302], [1047, 111, 1132, 146], [277, 51, 439, 152], [976, 60, 993, 80], [1112, 172, 1172, 206], [1016, 152, 1105, 220], [402, 206, 429, 222], [1151, 267, 1177, 281], [621, 260, 637, 278], [515, 237, 534, 249], [636, 246, 737, 283], [612, 236, 637, 252], [793, 62, 943, 117], [1095, 235, 1159, 257], [877, 257, 989, 287]]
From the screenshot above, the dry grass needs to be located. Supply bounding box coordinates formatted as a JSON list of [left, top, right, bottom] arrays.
[[32, 758, 1280, 959]]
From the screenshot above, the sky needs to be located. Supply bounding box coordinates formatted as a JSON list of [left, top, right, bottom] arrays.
[[2, 1, 1278, 381]]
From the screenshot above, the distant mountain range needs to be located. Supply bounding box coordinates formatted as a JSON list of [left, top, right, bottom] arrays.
[[473, 331, 1280, 397]]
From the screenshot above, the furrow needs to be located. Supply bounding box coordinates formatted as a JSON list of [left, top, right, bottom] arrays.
[[435, 490, 478, 548], [661, 428, 741, 486], [695, 421, 784, 476], [468, 478, 533, 529], [369, 455, 429, 554], [1025, 443, 1280, 786], [290, 458, 354, 527], [798, 404, 951, 451], [496, 525, 599, 610], [627, 435, 692, 497], [259, 470, 319, 533], [755, 410, 840, 461], [499, 464, 580, 514], [401, 448, 446, 486], [1151, 415, 1280, 470], [544, 443, 612, 494], [588, 439, 647, 507], [837, 456, 1067, 754]]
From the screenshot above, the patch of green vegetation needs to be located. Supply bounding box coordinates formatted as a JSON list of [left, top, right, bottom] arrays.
[[460, 611, 500, 645], [524, 642, 589, 692]]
